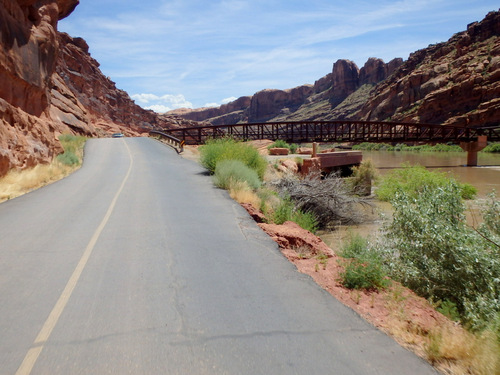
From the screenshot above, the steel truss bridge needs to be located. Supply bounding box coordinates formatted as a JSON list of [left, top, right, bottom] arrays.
[[157, 120, 500, 145]]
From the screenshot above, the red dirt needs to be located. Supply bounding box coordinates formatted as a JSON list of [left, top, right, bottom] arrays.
[[240, 204, 454, 369]]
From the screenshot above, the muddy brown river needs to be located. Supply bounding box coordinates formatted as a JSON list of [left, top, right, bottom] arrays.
[[319, 150, 500, 249]]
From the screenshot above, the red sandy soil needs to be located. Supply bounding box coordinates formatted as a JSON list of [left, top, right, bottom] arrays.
[[242, 204, 456, 372]]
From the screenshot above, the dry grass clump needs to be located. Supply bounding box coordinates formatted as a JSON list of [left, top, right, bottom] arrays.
[[425, 325, 500, 375], [0, 161, 74, 202], [228, 180, 261, 208], [0, 134, 86, 203]]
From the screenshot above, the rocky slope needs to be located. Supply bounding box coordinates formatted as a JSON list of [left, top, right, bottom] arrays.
[[0, 0, 200, 177], [171, 10, 499, 127], [356, 10, 500, 127]]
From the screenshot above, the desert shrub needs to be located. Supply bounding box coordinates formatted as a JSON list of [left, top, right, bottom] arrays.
[[57, 151, 79, 166], [349, 159, 378, 196], [268, 197, 293, 225], [375, 163, 476, 201], [352, 142, 393, 151], [268, 197, 318, 233], [213, 160, 261, 190], [381, 183, 500, 330], [290, 209, 318, 233], [268, 139, 289, 149], [481, 191, 500, 236], [338, 233, 389, 290], [200, 138, 267, 179], [483, 143, 500, 153], [57, 134, 87, 166], [267, 140, 298, 154], [270, 173, 372, 228], [353, 142, 464, 152]]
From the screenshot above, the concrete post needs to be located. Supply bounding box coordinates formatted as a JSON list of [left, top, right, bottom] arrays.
[[460, 136, 488, 166]]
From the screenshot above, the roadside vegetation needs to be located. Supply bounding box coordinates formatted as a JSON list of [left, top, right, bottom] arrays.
[[375, 163, 477, 200], [336, 167, 500, 374], [198, 138, 500, 373], [483, 143, 500, 153], [352, 141, 500, 153], [0, 134, 86, 202], [268, 139, 299, 154]]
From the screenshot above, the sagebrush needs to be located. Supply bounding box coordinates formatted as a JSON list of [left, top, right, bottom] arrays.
[[213, 159, 261, 190], [200, 138, 267, 179]]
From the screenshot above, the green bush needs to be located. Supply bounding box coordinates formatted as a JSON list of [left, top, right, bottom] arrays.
[[268, 140, 298, 154], [269, 198, 318, 233], [268, 139, 289, 149], [57, 134, 87, 166], [289, 143, 299, 154], [483, 143, 500, 153], [375, 164, 476, 201], [481, 191, 500, 236], [349, 159, 377, 196], [57, 151, 80, 166], [213, 160, 261, 190], [353, 142, 393, 151], [338, 233, 389, 290], [381, 184, 500, 330], [200, 138, 267, 179], [352, 142, 463, 152], [291, 209, 318, 234]]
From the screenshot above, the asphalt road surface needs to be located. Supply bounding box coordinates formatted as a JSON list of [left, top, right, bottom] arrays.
[[0, 138, 438, 374]]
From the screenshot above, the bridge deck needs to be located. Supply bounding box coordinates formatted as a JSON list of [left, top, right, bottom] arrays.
[[158, 120, 500, 145]]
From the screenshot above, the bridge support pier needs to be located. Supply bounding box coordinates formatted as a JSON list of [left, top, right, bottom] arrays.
[[460, 136, 487, 166]]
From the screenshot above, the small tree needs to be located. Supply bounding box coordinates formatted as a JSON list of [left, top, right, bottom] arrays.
[[381, 183, 500, 330]]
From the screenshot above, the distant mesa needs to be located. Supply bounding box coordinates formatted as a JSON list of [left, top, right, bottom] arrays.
[[168, 10, 500, 129]]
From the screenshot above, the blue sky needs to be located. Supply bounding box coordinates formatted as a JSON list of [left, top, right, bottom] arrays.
[[59, 1, 498, 113]]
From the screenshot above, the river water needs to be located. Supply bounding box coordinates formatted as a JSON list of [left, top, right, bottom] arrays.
[[362, 150, 500, 197], [319, 150, 500, 250]]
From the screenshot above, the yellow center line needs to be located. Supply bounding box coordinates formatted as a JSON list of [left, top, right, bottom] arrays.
[[15, 139, 134, 375]]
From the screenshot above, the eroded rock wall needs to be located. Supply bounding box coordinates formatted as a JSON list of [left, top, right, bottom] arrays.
[[1, 0, 201, 177], [357, 10, 500, 126], [0, 0, 79, 176]]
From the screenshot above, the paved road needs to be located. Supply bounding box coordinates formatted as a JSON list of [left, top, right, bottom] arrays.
[[0, 138, 438, 374]]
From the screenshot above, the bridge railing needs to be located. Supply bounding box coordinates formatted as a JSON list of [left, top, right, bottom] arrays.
[[158, 120, 499, 145], [149, 130, 185, 153]]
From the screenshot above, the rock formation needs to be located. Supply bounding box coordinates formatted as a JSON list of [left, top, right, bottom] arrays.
[[0, 0, 80, 176], [0, 0, 202, 177], [170, 57, 403, 124], [171, 10, 499, 128], [356, 10, 500, 127]]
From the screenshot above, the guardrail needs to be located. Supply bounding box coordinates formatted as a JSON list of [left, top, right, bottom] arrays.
[[149, 130, 185, 153]]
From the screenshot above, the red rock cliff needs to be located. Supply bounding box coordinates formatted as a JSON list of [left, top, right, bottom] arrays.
[[356, 10, 500, 126], [0, 0, 79, 176], [0, 0, 200, 177]]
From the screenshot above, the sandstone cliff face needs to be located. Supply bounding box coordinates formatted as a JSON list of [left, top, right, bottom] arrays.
[[356, 10, 500, 127], [172, 10, 498, 128], [0, 0, 79, 176], [1, 0, 200, 177], [171, 57, 402, 124]]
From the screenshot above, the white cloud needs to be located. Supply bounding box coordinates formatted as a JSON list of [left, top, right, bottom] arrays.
[[60, 0, 500, 109], [131, 93, 193, 113], [144, 105, 172, 113], [221, 96, 238, 104], [203, 103, 219, 108]]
